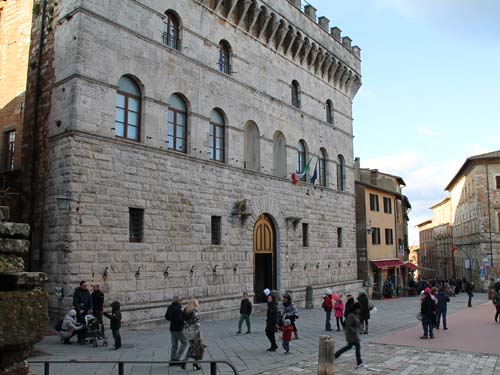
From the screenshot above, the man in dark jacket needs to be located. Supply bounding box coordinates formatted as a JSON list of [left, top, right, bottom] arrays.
[[436, 287, 450, 330], [103, 301, 122, 349], [91, 284, 105, 338], [265, 291, 279, 352], [165, 296, 187, 365], [465, 280, 474, 307], [357, 291, 370, 334], [237, 292, 252, 334], [72, 280, 92, 343], [420, 287, 436, 339], [334, 302, 364, 369]]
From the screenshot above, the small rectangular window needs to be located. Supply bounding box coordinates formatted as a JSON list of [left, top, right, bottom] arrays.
[[3, 130, 16, 171], [383, 197, 392, 214], [211, 216, 221, 245], [385, 228, 394, 245], [369, 194, 379, 211], [337, 227, 343, 248], [129, 208, 144, 242], [371, 227, 381, 245], [302, 223, 309, 247], [496, 176, 500, 189]]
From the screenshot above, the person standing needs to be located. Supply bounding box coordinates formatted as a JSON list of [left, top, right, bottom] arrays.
[[237, 292, 252, 334], [465, 280, 474, 308], [165, 296, 188, 365], [492, 283, 500, 323], [103, 301, 122, 350], [72, 280, 92, 344], [334, 302, 365, 369], [322, 289, 334, 331], [436, 287, 450, 330], [91, 284, 105, 339], [182, 298, 203, 371], [344, 294, 355, 318], [280, 319, 294, 354], [264, 289, 279, 352], [357, 291, 370, 334], [333, 295, 345, 331], [281, 293, 299, 339], [420, 287, 436, 339]]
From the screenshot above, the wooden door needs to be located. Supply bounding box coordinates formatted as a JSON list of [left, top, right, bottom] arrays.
[[253, 215, 276, 302]]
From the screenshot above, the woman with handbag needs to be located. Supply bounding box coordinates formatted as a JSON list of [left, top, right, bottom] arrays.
[[182, 299, 203, 371], [357, 291, 370, 334]]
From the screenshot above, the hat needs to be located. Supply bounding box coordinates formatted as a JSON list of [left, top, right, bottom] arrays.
[[284, 319, 291, 326], [263, 288, 271, 297], [68, 309, 77, 317], [424, 287, 431, 294], [325, 288, 332, 295]]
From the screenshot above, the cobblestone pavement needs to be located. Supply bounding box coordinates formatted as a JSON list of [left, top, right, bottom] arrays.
[[29, 293, 498, 375]]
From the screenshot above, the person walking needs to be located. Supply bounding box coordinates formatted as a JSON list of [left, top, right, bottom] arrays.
[[334, 302, 365, 369], [264, 289, 279, 352], [103, 301, 122, 350], [91, 284, 105, 339], [237, 292, 252, 334], [322, 288, 334, 331], [280, 319, 294, 354], [333, 295, 345, 331], [59, 309, 84, 344], [357, 291, 370, 334], [72, 280, 92, 344], [420, 287, 436, 339], [165, 296, 188, 366], [182, 298, 203, 371], [281, 293, 299, 339], [436, 287, 450, 330], [465, 280, 474, 308], [492, 283, 500, 323]]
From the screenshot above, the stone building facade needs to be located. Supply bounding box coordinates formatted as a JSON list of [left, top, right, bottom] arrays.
[[21, 0, 363, 322], [418, 151, 500, 288]]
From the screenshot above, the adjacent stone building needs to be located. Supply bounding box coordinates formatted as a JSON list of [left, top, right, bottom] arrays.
[[418, 151, 500, 287], [20, 0, 364, 322], [354, 162, 412, 298]]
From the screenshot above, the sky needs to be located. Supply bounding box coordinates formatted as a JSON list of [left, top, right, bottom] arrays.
[[310, 0, 500, 246]]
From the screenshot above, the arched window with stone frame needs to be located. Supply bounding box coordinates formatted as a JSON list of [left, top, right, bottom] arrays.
[[209, 109, 225, 162], [337, 154, 346, 191], [163, 10, 181, 50], [326, 99, 334, 125], [167, 94, 188, 153], [272, 131, 287, 178], [244, 121, 260, 172], [319, 148, 327, 187], [291, 80, 301, 108], [296, 140, 308, 182], [115, 75, 142, 142], [218, 40, 232, 74]]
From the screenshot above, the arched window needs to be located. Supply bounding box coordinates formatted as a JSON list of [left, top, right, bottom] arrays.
[[319, 148, 327, 187], [326, 100, 334, 124], [168, 94, 187, 153], [296, 140, 307, 182], [209, 109, 225, 162], [218, 40, 232, 74], [291, 80, 301, 108], [115, 76, 141, 142], [244, 121, 260, 172], [337, 154, 346, 191], [163, 11, 180, 50], [273, 131, 287, 178]]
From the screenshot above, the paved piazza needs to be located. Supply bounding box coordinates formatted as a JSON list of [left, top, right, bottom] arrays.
[[29, 293, 500, 375]]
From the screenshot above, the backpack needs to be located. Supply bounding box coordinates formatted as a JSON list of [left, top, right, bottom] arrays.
[[54, 319, 63, 332]]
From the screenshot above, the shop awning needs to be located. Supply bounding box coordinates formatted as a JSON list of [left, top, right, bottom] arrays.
[[403, 262, 418, 272], [371, 259, 404, 269]]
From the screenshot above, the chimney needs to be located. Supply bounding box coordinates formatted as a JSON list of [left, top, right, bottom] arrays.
[[304, 5, 317, 21], [342, 36, 352, 49], [352, 45, 361, 59], [330, 27, 341, 42], [318, 16, 330, 31], [289, 0, 301, 8]]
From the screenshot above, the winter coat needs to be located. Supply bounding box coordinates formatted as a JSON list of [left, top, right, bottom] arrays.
[[322, 295, 333, 312], [103, 301, 122, 331], [73, 287, 92, 313], [240, 299, 252, 315], [465, 282, 474, 296], [59, 312, 83, 339], [165, 301, 184, 332], [91, 290, 104, 313], [265, 301, 279, 333], [344, 313, 361, 344], [492, 291, 500, 307], [358, 293, 370, 320], [420, 293, 436, 317], [344, 297, 354, 317], [436, 291, 450, 312], [333, 300, 345, 318], [282, 301, 298, 320], [184, 308, 201, 341], [280, 325, 294, 342]]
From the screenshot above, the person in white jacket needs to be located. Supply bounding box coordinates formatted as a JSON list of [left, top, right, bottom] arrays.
[[59, 309, 84, 344]]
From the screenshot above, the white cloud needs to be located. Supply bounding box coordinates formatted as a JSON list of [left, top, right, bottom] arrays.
[[416, 126, 441, 137]]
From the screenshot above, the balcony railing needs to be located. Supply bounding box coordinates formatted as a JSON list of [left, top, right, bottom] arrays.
[[162, 32, 181, 50]]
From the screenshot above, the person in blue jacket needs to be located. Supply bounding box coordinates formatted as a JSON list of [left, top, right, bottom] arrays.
[[436, 287, 450, 330]]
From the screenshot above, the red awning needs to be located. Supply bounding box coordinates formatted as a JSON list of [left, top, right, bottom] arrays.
[[371, 259, 404, 269], [404, 262, 418, 272]]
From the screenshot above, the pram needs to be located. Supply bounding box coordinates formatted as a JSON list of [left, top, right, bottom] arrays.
[[84, 314, 108, 347]]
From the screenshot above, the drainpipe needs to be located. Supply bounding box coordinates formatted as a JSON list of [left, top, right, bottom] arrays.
[[29, 0, 48, 271]]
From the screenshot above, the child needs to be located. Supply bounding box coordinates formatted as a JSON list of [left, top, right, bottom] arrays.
[[333, 295, 345, 331], [237, 292, 252, 334], [334, 302, 365, 369], [280, 319, 294, 354], [104, 301, 122, 350]]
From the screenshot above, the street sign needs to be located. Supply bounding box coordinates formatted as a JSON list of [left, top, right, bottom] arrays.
[[480, 266, 485, 282], [465, 259, 470, 269]]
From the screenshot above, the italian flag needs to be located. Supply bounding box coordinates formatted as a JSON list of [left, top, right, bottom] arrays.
[[292, 159, 312, 185]]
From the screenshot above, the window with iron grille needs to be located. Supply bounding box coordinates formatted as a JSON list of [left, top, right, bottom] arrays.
[[3, 130, 15, 171], [163, 11, 180, 50], [385, 228, 394, 245], [337, 227, 343, 248], [302, 223, 309, 247], [218, 40, 232, 74], [211, 216, 221, 245], [129, 208, 144, 243], [369, 193, 379, 211], [371, 227, 381, 245], [383, 197, 392, 214]]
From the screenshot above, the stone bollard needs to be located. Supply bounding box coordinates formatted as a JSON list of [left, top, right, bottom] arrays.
[[305, 285, 314, 309], [318, 335, 335, 375]]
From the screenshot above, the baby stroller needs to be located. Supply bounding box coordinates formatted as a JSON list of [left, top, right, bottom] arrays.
[[84, 314, 108, 347]]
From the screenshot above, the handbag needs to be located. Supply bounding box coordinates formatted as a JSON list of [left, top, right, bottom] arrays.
[[416, 312, 422, 321]]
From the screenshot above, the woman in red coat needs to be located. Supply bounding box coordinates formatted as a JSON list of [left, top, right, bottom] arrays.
[[333, 296, 345, 331], [322, 288, 334, 331]]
